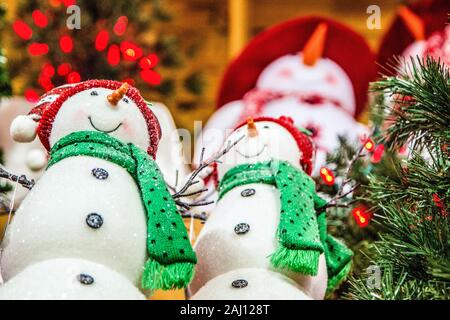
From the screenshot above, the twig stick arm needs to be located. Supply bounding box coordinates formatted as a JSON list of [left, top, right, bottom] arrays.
[[0, 167, 35, 190], [172, 135, 245, 199], [317, 131, 373, 212]]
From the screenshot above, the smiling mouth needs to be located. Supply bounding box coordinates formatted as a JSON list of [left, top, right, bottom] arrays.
[[88, 116, 122, 134], [236, 145, 267, 158]]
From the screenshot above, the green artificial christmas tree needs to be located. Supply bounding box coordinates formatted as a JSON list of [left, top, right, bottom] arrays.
[[345, 57, 450, 300]]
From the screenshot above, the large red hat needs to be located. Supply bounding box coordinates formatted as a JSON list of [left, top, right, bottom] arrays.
[[377, 0, 450, 71], [217, 16, 377, 118]]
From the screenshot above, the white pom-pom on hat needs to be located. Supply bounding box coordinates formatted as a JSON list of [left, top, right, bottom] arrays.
[[25, 148, 47, 171], [10, 115, 39, 143]]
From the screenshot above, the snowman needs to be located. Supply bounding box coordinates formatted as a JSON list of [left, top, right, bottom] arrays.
[[0, 80, 197, 299], [380, 4, 450, 75], [195, 16, 377, 176], [190, 117, 352, 300], [147, 101, 191, 190], [0, 97, 47, 205], [377, 0, 449, 72]]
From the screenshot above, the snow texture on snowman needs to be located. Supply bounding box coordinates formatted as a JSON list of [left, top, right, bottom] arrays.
[[0, 80, 197, 299], [194, 16, 377, 176], [190, 117, 352, 300]]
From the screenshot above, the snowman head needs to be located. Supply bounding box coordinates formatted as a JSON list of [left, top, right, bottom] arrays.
[[10, 80, 161, 157], [256, 24, 355, 115], [217, 116, 314, 178]]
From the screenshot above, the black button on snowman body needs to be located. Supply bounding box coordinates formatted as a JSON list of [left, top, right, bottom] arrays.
[[92, 168, 109, 180], [231, 279, 248, 288], [234, 223, 250, 235], [86, 213, 103, 229], [77, 273, 94, 285]]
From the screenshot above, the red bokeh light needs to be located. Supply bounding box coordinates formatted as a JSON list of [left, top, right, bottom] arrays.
[[371, 144, 385, 163], [24, 89, 40, 103], [120, 41, 142, 61], [139, 54, 159, 69], [140, 69, 161, 85], [59, 35, 74, 53], [57, 63, 72, 76], [95, 30, 109, 51], [66, 71, 81, 83], [28, 43, 49, 56], [41, 63, 55, 78], [113, 16, 128, 36], [13, 20, 32, 40], [107, 45, 121, 66], [32, 10, 48, 28]]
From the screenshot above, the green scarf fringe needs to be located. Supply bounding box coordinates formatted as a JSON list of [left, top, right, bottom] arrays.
[[270, 247, 320, 275], [327, 260, 352, 293], [142, 259, 195, 291]]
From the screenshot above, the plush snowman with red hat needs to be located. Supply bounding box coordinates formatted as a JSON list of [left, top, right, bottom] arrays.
[[190, 116, 352, 300], [0, 97, 47, 206], [0, 80, 196, 299], [195, 16, 376, 175], [377, 0, 449, 71]]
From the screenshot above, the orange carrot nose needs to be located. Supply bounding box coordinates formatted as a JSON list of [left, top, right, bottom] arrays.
[[247, 118, 258, 137], [398, 5, 425, 41], [107, 82, 129, 106], [302, 22, 328, 67]]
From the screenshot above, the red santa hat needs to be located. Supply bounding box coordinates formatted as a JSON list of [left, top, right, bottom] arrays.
[[217, 16, 377, 118], [11, 80, 161, 158], [207, 116, 315, 187], [236, 116, 315, 175], [377, 0, 449, 70]]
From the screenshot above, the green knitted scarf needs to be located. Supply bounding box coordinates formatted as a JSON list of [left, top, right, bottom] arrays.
[[47, 131, 197, 291], [218, 160, 352, 291]]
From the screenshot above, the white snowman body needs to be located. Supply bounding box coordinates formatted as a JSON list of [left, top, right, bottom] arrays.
[[0, 97, 47, 205], [191, 268, 312, 300], [1, 83, 159, 298], [191, 120, 328, 300], [195, 54, 367, 175], [1, 156, 147, 283], [0, 258, 145, 300]]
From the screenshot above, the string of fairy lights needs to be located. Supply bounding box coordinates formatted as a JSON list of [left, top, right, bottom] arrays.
[[11, 0, 160, 102]]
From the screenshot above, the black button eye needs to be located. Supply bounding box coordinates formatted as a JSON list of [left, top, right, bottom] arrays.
[[241, 188, 255, 197], [123, 97, 129, 103], [263, 125, 270, 129], [90, 91, 98, 96]]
